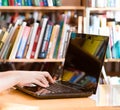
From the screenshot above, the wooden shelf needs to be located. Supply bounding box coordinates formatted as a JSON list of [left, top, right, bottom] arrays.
[[0, 58, 65, 63], [86, 7, 120, 12], [105, 59, 120, 62], [0, 6, 85, 12]]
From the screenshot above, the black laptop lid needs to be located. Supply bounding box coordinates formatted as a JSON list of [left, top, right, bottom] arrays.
[[62, 33, 109, 92]]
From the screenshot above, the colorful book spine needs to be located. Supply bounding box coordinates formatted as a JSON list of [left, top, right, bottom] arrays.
[[53, 21, 63, 58], [21, 0, 24, 5], [47, 24, 60, 59], [42, 0, 48, 6], [47, 0, 53, 6], [40, 0, 44, 6], [0, 31, 8, 51], [57, 24, 70, 59], [27, 0, 32, 6], [16, 26, 31, 58], [34, 17, 48, 59], [30, 26, 41, 58], [17, 0, 22, 6], [34, 0, 40, 6], [26, 22, 39, 59], [8, 0, 15, 6], [38, 21, 53, 58], [9, 21, 27, 59], [2, 0, 8, 6], [24, 0, 27, 6], [55, 0, 62, 6], [0, 24, 13, 59], [14, 0, 18, 5], [0, 0, 2, 6]]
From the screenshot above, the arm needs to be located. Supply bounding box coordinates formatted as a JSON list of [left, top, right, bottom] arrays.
[[0, 70, 54, 93]]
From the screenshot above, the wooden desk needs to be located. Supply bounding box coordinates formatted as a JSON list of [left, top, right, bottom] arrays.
[[0, 89, 120, 110]]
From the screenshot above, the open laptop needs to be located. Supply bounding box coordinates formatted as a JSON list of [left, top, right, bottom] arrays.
[[16, 33, 109, 99]]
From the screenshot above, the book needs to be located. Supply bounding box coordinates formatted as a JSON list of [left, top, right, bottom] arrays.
[[23, 26, 33, 58], [46, 24, 60, 59], [47, 0, 53, 6], [0, 24, 13, 59], [62, 30, 71, 58], [26, 22, 39, 59], [9, 22, 27, 59], [8, 0, 15, 6], [16, 26, 31, 58], [4, 25, 20, 59], [55, 0, 62, 6], [0, 31, 9, 51], [53, 21, 64, 58], [2, 0, 8, 6], [33, 0, 40, 6], [57, 24, 70, 59], [0, 28, 6, 41], [38, 21, 53, 58], [30, 26, 41, 58], [42, 0, 48, 6], [56, 11, 69, 59], [17, 0, 22, 6], [40, 0, 44, 6], [27, 0, 32, 6], [1, 20, 20, 59], [34, 17, 48, 59]]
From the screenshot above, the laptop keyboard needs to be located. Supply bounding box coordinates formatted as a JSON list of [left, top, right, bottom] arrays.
[[46, 82, 81, 93]]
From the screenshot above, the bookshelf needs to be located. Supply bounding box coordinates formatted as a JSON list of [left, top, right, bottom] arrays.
[[84, 0, 120, 76], [85, 7, 120, 61], [0, 0, 86, 64]]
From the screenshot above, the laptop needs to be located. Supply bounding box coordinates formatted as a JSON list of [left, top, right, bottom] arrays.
[[16, 33, 109, 99]]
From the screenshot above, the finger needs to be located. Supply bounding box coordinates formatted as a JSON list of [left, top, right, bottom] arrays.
[[37, 75, 49, 85], [42, 72, 55, 83], [33, 79, 49, 88]]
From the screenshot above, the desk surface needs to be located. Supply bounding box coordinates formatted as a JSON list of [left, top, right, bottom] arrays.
[[0, 89, 120, 110]]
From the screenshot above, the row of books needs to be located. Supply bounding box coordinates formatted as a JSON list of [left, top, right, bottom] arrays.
[[0, 0, 61, 6], [86, 0, 120, 8], [0, 11, 73, 60], [88, 13, 120, 59]]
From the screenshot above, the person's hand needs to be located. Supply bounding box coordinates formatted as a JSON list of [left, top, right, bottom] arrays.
[[14, 71, 55, 87]]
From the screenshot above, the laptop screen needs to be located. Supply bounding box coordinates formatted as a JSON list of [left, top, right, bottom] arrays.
[[62, 33, 109, 92]]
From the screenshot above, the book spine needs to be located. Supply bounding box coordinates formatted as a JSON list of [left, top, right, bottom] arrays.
[[38, 22, 53, 58], [21, 0, 24, 5], [55, 0, 62, 6], [14, 0, 18, 5], [40, 0, 44, 6], [30, 26, 41, 58], [16, 26, 31, 58], [42, 0, 48, 6], [47, 24, 60, 59], [0, 0, 2, 6], [9, 21, 26, 59], [17, 0, 22, 6], [34, 0, 40, 6], [53, 21, 63, 58], [34, 17, 48, 59], [2, 0, 8, 6], [57, 24, 70, 59], [0, 31, 8, 51], [47, 0, 53, 6], [24, 0, 27, 6], [23, 26, 33, 58], [8, 0, 15, 6], [27, 0, 32, 6], [0, 25, 13, 59], [26, 22, 39, 59]]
